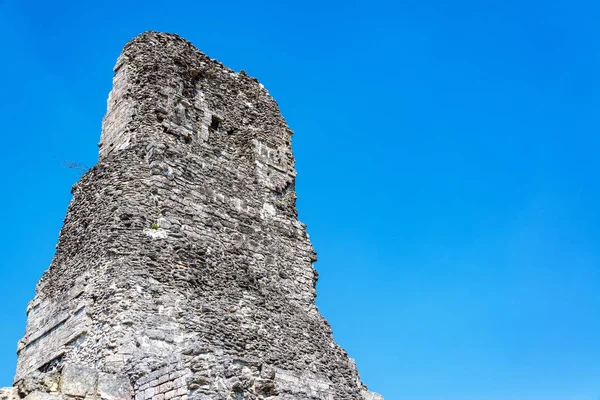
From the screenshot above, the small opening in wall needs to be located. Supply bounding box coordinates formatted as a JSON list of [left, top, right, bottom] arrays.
[[210, 115, 221, 131], [38, 354, 64, 373]]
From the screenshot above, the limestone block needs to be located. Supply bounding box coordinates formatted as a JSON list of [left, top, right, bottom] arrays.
[[97, 373, 133, 400], [23, 391, 62, 400], [61, 364, 98, 398]]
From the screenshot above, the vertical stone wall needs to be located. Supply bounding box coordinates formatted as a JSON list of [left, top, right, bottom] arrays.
[[6, 32, 383, 400], [99, 54, 136, 158]]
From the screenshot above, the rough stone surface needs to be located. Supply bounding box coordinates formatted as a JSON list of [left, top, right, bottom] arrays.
[[0, 387, 18, 400], [3, 31, 382, 400], [22, 392, 62, 400], [97, 373, 133, 400], [61, 364, 98, 397]]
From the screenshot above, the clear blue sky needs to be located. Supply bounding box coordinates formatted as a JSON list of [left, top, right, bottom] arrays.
[[1, 1, 600, 399]]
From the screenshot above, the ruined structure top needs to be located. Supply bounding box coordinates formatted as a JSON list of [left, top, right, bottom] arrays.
[[2, 32, 382, 400]]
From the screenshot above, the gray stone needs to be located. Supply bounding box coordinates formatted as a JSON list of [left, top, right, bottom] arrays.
[[61, 363, 98, 397], [3, 31, 383, 400], [97, 373, 133, 400], [22, 391, 62, 400]]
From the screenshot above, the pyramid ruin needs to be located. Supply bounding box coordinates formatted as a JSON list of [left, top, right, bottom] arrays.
[[0, 32, 382, 400]]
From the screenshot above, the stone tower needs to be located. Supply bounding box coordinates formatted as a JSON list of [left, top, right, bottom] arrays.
[[1, 32, 382, 400]]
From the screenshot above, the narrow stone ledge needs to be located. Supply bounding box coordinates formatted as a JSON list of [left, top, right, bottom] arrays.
[[23, 392, 62, 400]]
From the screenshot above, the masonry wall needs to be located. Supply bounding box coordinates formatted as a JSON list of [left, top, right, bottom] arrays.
[[8, 32, 383, 400]]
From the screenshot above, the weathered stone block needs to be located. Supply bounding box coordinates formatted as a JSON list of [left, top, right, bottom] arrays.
[[61, 364, 98, 398], [97, 373, 133, 400], [163, 390, 177, 400], [143, 387, 154, 400], [157, 381, 172, 394], [23, 391, 62, 400]]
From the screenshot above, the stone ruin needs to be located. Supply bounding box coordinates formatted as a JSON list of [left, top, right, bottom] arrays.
[[0, 32, 383, 400]]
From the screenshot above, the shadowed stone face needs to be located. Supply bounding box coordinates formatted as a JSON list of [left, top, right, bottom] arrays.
[[9, 32, 383, 400]]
